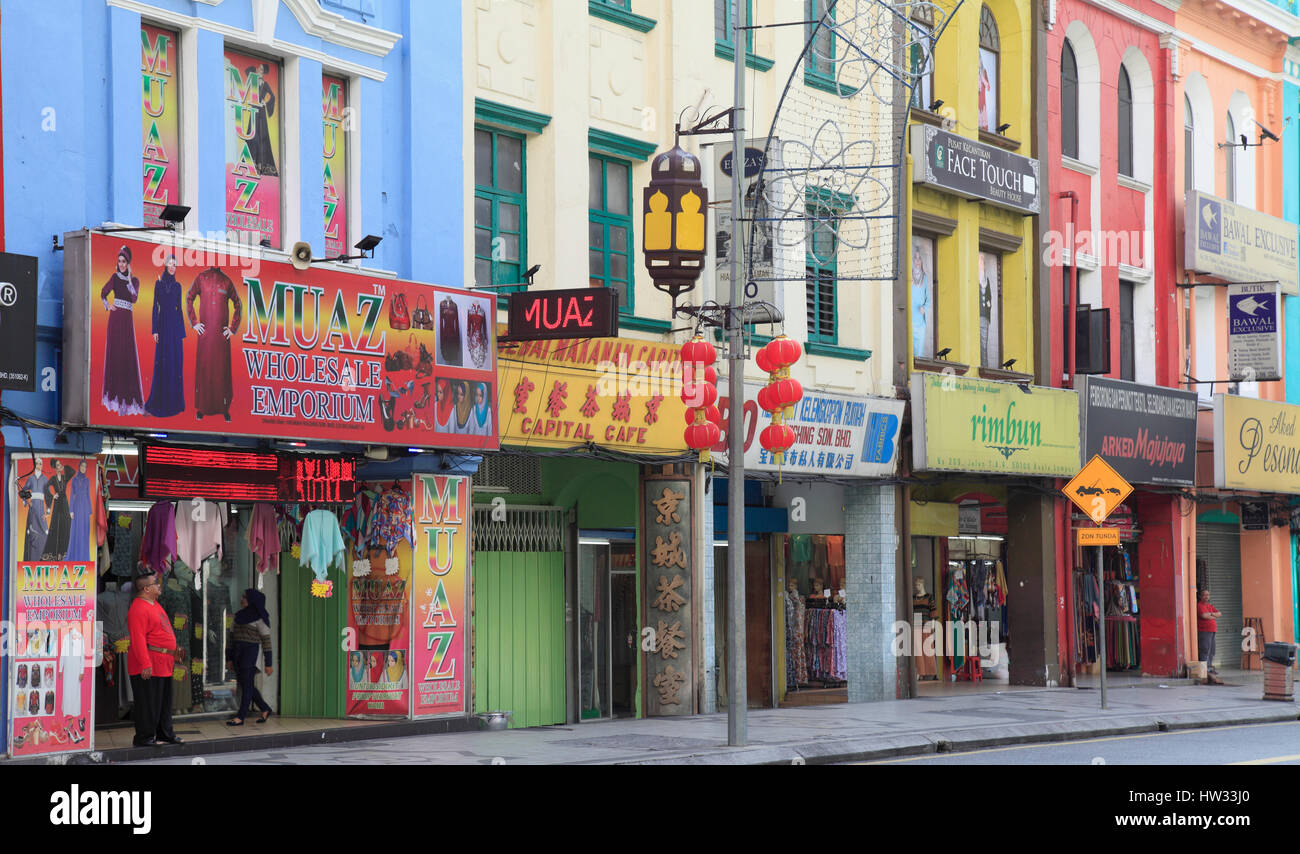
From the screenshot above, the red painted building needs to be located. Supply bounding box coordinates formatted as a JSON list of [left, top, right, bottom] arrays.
[[1044, 0, 1186, 679]]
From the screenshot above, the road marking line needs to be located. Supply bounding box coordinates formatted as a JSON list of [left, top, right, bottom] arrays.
[[1230, 754, 1300, 765], [861, 721, 1300, 764]]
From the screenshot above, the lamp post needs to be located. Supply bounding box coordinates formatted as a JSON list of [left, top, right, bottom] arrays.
[[642, 0, 749, 748]]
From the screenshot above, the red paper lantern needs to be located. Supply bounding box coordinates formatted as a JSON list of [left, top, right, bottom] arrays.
[[685, 421, 721, 453], [770, 378, 803, 409], [755, 345, 776, 374], [681, 381, 717, 409], [680, 337, 717, 367], [703, 365, 718, 387], [768, 336, 802, 368], [759, 423, 796, 454], [703, 404, 722, 427], [756, 384, 780, 413]]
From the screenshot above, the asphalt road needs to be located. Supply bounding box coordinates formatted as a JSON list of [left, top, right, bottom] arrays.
[[860, 721, 1300, 765]]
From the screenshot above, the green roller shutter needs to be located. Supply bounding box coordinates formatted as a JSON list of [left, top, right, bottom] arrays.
[[473, 550, 565, 728], [279, 554, 347, 718]]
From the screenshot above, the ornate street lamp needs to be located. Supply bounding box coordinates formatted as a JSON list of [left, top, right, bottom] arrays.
[[642, 144, 708, 301]]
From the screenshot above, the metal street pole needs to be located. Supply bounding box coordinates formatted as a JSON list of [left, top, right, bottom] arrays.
[[1097, 544, 1107, 710], [727, 0, 748, 747]]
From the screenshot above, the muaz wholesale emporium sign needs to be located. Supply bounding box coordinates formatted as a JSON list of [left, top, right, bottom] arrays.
[[910, 373, 1079, 476], [910, 125, 1040, 215], [1185, 191, 1299, 295]]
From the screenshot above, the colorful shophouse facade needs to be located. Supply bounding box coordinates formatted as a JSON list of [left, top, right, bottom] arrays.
[[0, 0, 473, 758]]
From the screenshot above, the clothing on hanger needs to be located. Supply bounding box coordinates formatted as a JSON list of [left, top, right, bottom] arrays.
[[247, 503, 281, 575], [140, 500, 178, 574], [300, 508, 346, 582], [174, 499, 226, 573]]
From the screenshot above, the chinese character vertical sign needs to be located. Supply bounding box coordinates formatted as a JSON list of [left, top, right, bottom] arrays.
[[643, 476, 693, 715], [322, 75, 348, 259], [9, 456, 99, 757], [224, 49, 281, 248], [412, 474, 469, 716], [141, 24, 179, 228]]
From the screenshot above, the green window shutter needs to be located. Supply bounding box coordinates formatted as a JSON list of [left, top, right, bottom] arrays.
[[589, 152, 635, 315], [475, 126, 528, 297]]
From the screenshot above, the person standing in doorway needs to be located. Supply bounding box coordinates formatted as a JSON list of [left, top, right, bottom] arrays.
[[1197, 588, 1223, 684], [127, 569, 186, 746]]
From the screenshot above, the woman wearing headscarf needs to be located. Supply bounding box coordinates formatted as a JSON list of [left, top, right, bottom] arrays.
[[224, 588, 273, 725], [471, 383, 492, 437], [434, 379, 454, 432], [246, 64, 279, 177], [43, 461, 72, 560], [100, 246, 146, 416], [145, 255, 186, 418], [453, 381, 472, 434], [65, 460, 93, 562]]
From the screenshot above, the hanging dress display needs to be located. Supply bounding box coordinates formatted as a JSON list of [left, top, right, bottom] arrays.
[[22, 464, 49, 562], [66, 463, 93, 562], [175, 499, 226, 574], [438, 296, 462, 366], [140, 500, 178, 575], [247, 503, 282, 577], [300, 509, 346, 582], [466, 302, 488, 368], [144, 260, 187, 417], [43, 464, 73, 560]]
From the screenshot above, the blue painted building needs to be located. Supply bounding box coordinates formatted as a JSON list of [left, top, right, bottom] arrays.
[[0, 0, 464, 754]]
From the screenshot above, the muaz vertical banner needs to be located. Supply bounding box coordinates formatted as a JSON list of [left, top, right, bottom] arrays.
[[412, 475, 469, 716]]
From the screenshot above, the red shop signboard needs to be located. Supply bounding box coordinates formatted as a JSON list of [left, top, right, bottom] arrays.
[[61, 231, 498, 450]]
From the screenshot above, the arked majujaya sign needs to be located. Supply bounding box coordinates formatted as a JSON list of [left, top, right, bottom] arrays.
[[61, 231, 498, 449], [1079, 376, 1197, 487], [910, 372, 1080, 476], [1214, 394, 1300, 494]]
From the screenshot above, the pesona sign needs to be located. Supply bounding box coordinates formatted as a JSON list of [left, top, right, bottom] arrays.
[[61, 231, 497, 450]]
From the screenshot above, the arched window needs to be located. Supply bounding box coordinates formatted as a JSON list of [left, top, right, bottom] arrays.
[[1225, 112, 1237, 202], [1118, 66, 1133, 177], [1061, 40, 1079, 159], [1184, 94, 1194, 193], [978, 6, 999, 132]]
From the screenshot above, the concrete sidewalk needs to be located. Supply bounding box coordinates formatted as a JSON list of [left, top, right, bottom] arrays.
[[124, 671, 1300, 765]]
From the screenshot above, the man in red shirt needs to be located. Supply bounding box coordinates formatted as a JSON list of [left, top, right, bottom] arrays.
[[1197, 588, 1223, 684], [127, 569, 186, 746]]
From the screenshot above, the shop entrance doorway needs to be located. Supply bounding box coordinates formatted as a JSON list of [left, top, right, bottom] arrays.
[[577, 538, 638, 720]]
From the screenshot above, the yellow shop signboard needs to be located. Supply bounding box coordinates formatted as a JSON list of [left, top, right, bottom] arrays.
[[910, 372, 1080, 476], [1213, 394, 1300, 493], [497, 335, 688, 454]]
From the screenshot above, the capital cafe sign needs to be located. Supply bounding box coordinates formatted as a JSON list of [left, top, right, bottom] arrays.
[[1214, 394, 1300, 493], [497, 334, 687, 454]]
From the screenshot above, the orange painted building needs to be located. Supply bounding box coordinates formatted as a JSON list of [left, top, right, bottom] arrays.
[[1174, 0, 1300, 672]]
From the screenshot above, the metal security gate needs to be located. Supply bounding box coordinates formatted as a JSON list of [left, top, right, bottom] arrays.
[[472, 505, 566, 728], [1196, 524, 1243, 670]]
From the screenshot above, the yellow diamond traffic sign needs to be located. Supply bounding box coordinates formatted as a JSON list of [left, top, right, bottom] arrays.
[[1063, 454, 1133, 524]]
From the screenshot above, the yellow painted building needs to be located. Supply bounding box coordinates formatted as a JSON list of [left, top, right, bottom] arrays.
[[907, 0, 1038, 380]]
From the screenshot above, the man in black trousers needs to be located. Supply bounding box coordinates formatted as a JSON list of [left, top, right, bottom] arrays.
[[126, 568, 186, 747]]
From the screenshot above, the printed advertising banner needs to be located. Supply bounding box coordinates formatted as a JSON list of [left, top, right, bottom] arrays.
[[1213, 394, 1300, 494], [412, 475, 469, 717], [1079, 376, 1197, 487], [1185, 191, 1299, 296], [64, 232, 498, 449], [9, 456, 98, 757], [345, 483, 411, 718], [497, 336, 687, 454], [713, 381, 903, 477], [141, 25, 180, 229], [322, 75, 348, 260], [225, 49, 282, 247], [910, 372, 1080, 476]]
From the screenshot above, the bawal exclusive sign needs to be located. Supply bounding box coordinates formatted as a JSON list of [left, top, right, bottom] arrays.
[[1214, 394, 1300, 494], [1185, 191, 1299, 296], [910, 373, 1080, 476], [62, 232, 498, 449]]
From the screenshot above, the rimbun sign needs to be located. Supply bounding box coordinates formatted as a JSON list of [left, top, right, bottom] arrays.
[[1063, 454, 1133, 524]]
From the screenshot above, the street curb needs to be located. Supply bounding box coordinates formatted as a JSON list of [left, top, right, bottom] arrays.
[[1, 715, 480, 766], [616, 708, 1300, 766]]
